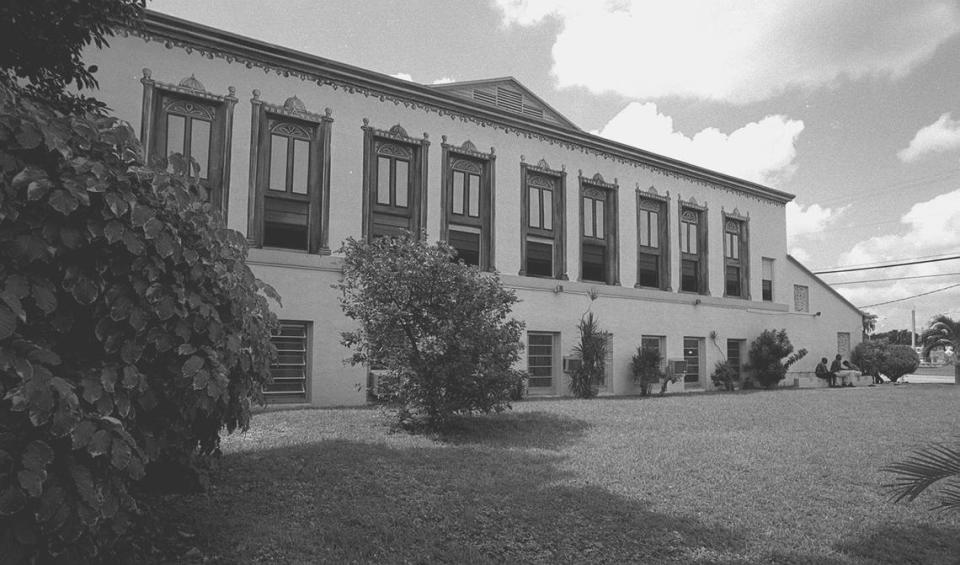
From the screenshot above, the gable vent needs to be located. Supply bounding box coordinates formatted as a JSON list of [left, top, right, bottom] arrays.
[[496, 87, 523, 112], [472, 86, 548, 122]]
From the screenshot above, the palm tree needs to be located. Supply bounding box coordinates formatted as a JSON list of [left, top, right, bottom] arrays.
[[920, 314, 960, 384], [885, 441, 960, 512]]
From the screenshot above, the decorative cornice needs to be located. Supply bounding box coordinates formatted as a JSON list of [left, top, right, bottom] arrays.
[[253, 89, 333, 124], [521, 156, 565, 178], [678, 194, 708, 211], [722, 206, 749, 221], [141, 68, 236, 103], [361, 119, 429, 146], [579, 170, 618, 191], [131, 11, 794, 206], [441, 136, 495, 161], [637, 184, 669, 202]]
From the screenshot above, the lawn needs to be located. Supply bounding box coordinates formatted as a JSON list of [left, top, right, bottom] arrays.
[[152, 385, 960, 564]]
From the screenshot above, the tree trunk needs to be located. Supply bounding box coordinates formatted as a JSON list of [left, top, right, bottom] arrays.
[[955, 362, 959, 385]]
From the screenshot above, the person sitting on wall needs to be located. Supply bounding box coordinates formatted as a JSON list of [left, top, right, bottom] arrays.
[[831, 354, 858, 387], [815, 357, 838, 387]]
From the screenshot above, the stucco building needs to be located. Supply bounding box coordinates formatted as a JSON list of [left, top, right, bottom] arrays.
[[83, 12, 865, 405]]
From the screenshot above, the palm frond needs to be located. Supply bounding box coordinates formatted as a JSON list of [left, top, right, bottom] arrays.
[[883, 442, 960, 503], [933, 482, 960, 512]]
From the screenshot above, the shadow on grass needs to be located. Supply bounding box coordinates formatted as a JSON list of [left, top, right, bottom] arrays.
[[158, 437, 748, 564], [834, 522, 960, 564], [437, 411, 591, 450]]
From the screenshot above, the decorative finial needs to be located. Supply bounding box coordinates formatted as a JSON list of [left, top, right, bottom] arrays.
[[252, 89, 261, 100], [362, 117, 369, 127], [441, 135, 448, 144], [142, 68, 152, 80], [178, 74, 205, 92], [324, 107, 332, 117], [283, 95, 306, 114]]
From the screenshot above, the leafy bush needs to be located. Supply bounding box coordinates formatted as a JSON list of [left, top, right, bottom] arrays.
[[0, 83, 278, 561], [745, 329, 799, 388], [338, 233, 524, 430], [852, 340, 884, 379], [631, 345, 662, 396], [710, 361, 739, 391], [569, 312, 608, 399], [882, 344, 920, 382]]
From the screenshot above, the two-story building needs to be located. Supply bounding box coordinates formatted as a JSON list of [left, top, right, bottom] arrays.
[[82, 11, 865, 405]]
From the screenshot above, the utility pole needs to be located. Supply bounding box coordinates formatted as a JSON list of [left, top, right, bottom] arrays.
[[911, 309, 916, 349]]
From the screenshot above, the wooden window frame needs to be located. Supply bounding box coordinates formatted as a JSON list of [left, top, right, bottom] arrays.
[[678, 199, 709, 295], [527, 331, 559, 394], [361, 121, 429, 239], [140, 69, 236, 215], [440, 138, 495, 270], [520, 159, 567, 280], [579, 172, 619, 285], [636, 189, 670, 290], [722, 211, 750, 299], [794, 284, 810, 312], [247, 92, 332, 254]]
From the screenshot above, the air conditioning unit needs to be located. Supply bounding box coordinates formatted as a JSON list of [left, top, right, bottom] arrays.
[[562, 357, 582, 374], [666, 359, 687, 378]]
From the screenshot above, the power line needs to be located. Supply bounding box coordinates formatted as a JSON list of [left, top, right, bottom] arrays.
[[813, 255, 960, 275], [810, 251, 960, 273], [857, 282, 960, 309], [831, 272, 960, 286]]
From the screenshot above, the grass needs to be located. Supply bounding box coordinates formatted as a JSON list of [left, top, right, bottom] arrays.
[[153, 385, 960, 564]]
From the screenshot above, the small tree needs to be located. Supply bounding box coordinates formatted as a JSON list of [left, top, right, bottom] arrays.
[[338, 233, 524, 430], [921, 314, 960, 384], [745, 329, 798, 388], [881, 344, 920, 383], [569, 312, 608, 398], [631, 344, 662, 396]]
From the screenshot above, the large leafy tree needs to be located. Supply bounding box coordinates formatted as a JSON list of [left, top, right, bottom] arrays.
[[338, 233, 524, 430], [0, 0, 147, 111], [0, 81, 277, 561], [921, 314, 960, 384]]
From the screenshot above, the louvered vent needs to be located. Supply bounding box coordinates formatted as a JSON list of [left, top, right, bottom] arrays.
[[471, 85, 549, 122], [473, 88, 497, 105], [496, 87, 523, 112]]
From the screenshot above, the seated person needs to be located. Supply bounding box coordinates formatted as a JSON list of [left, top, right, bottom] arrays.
[[831, 354, 859, 387], [815, 357, 838, 387]]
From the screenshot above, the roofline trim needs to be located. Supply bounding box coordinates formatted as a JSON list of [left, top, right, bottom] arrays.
[[132, 10, 795, 205]]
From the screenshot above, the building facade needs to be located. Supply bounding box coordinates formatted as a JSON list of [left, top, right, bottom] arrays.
[[83, 12, 865, 405]]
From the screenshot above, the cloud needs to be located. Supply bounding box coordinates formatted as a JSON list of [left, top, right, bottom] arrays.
[[898, 113, 960, 162], [790, 247, 811, 264], [786, 201, 847, 241], [829, 188, 960, 313], [391, 72, 414, 81], [432, 77, 456, 85], [594, 102, 803, 185], [492, 1, 960, 104]]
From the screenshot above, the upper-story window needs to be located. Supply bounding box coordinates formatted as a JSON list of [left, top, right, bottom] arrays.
[[362, 121, 429, 239], [679, 201, 708, 294], [139, 70, 236, 214], [580, 173, 619, 285], [520, 159, 566, 279], [794, 284, 809, 312], [636, 190, 669, 290], [723, 213, 749, 298], [441, 138, 495, 269], [247, 92, 332, 253], [762, 257, 774, 301]]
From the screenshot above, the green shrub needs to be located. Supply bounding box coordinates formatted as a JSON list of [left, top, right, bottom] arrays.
[[338, 233, 525, 430], [852, 341, 884, 379], [631, 345, 662, 396], [882, 344, 920, 382], [0, 83, 278, 562], [569, 312, 608, 399], [745, 329, 797, 388], [710, 361, 739, 391]]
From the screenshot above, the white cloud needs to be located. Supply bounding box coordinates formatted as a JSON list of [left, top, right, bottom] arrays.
[[432, 77, 456, 84], [492, 1, 960, 104], [391, 72, 414, 81], [790, 247, 811, 264], [898, 113, 960, 162], [785, 201, 848, 241], [594, 102, 803, 185], [829, 188, 960, 317]]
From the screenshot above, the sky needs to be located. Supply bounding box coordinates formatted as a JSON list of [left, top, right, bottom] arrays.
[[148, 0, 960, 333]]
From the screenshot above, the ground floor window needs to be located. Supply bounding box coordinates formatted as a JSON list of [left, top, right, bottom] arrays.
[[263, 321, 310, 403], [683, 337, 703, 384], [527, 332, 558, 393], [727, 339, 745, 380]]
